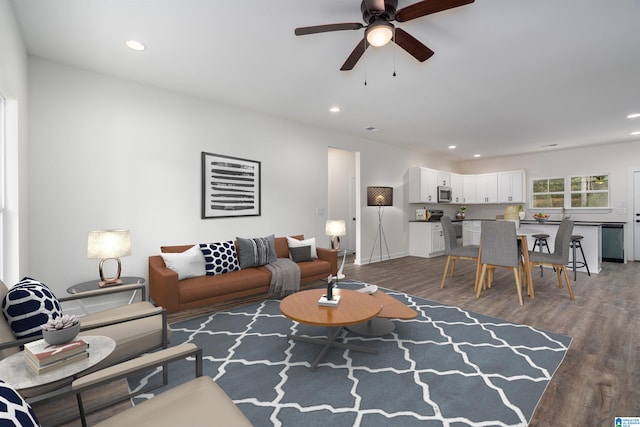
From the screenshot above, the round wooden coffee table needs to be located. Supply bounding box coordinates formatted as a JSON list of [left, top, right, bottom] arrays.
[[280, 288, 382, 370]]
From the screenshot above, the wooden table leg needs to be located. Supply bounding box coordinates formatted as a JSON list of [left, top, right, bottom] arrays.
[[474, 238, 483, 294], [520, 235, 535, 299], [287, 326, 378, 371]]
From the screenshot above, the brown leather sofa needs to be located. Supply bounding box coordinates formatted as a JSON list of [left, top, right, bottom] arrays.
[[149, 235, 337, 313]]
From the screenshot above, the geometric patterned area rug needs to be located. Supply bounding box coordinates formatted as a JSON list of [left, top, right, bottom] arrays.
[[128, 280, 571, 427]]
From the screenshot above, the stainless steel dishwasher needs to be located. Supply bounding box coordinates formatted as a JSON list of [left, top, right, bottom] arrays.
[[601, 224, 624, 262]]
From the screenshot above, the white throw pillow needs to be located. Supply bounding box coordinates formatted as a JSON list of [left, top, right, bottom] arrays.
[[160, 245, 206, 280], [286, 236, 318, 259]]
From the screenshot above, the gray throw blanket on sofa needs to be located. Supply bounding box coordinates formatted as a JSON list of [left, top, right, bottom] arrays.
[[266, 258, 301, 298]]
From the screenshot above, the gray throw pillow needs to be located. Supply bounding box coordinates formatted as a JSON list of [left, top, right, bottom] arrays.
[[289, 245, 312, 263], [236, 234, 277, 268]]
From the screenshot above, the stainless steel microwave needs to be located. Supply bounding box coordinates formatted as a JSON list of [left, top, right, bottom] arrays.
[[437, 186, 452, 203]]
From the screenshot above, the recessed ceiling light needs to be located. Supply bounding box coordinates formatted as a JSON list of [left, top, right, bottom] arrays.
[[329, 106, 340, 113], [364, 126, 380, 132], [125, 40, 146, 51], [473, 154, 481, 158], [631, 131, 640, 136], [627, 113, 640, 119], [448, 145, 456, 149]]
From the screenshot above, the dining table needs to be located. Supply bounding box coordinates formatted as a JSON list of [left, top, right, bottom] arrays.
[[465, 223, 544, 299]]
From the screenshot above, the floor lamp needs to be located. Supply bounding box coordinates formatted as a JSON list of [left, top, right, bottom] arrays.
[[367, 186, 393, 264]]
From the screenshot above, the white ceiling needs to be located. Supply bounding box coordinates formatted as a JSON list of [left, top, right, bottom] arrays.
[[10, 0, 640, 161]]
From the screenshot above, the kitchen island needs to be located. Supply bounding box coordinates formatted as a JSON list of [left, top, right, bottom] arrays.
[[461, 219, 626, 276]]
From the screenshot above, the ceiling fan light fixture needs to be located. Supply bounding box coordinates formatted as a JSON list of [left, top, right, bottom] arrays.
[[366, 22, 393, 47]]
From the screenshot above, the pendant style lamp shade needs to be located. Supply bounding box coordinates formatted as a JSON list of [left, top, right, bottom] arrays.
[[367, 186, 393, 207], [325, 220, 347, 250], [87, 229, 132, 286]]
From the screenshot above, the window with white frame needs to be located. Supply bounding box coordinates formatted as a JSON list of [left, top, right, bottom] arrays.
[[531, 174, 609, 209], [570, 174, 609, 208], [532, 177, 565, 208]]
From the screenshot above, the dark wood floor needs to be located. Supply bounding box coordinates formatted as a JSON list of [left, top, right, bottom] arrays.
[[36, 255, 640, 426], [341, 255, 640, 426]]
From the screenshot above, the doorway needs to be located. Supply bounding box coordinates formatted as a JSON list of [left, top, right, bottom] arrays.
[[634, 170, 640, 260], [328, 147, 357, 255]]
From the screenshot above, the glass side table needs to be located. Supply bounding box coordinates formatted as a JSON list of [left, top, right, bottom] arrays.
[[0, 335, 115, 390], [67, 276, 145, 313]]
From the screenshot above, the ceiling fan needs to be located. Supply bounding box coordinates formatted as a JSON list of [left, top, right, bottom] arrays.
[[294, 0, 474, 71]]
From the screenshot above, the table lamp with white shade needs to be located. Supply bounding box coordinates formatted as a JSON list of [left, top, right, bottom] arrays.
[[87, 229, 132, 287], [325, 219, 347, 282], [325, 219, 346, 251]]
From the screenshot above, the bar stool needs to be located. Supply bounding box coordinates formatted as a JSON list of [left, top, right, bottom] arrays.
[[568, 235, 591, 281], [532, 233, 551, 277]]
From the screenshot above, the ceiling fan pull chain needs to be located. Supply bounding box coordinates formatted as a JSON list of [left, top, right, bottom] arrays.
[[364, 39, 368, 86], [393, 27, 397, 77]]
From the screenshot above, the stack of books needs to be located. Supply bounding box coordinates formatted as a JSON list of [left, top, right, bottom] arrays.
[[23, 338, 89, 374]]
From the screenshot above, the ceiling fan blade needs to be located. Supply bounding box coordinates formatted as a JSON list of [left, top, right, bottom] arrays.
[[395, 0, 474, 22], [340, 38, 368, 71], [364, 0, 386, 13], [393, 28, 434, 62], [295, 23, 363, 36]]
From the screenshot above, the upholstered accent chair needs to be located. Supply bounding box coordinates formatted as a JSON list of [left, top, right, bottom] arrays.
[[0, 344, 251, 427], [72, 343, 252, 427], [440, 216, 480, 289], [528, 219, 575, 300], [0, 278, 170, 420]]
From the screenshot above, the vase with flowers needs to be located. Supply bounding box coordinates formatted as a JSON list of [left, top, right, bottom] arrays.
[[42, 314, 80, 345], [455, 206, 467, 220]]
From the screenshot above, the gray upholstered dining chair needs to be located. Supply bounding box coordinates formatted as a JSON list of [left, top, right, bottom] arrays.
[[475, 220, 526, 305], [528, 219, 575, 300], [440, 216, 480, 289]]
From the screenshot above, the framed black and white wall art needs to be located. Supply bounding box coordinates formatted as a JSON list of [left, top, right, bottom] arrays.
[[201, 152, 261, 219]]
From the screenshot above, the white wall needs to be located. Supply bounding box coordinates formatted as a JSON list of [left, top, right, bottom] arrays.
[[0, 0, 29, 285], [27, 58, 443, 297]]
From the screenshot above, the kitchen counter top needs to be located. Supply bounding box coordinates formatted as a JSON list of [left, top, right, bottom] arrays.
[[411, 218, 626, 226], [519, 220, 626, 226]]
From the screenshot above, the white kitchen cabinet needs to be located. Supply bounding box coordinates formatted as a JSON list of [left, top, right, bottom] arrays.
[[409, 167, 438, 203], [450, 173, 464, 204], [409, 222, 444, 258], [432, 224, 445, 253], [462, 175, 476, 204], [409, 167, 522, 205], [462, 221, 482, 246], [437, 171, 451, 187], [498, 170, 526, 203], [475, 173, 498, 203]]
